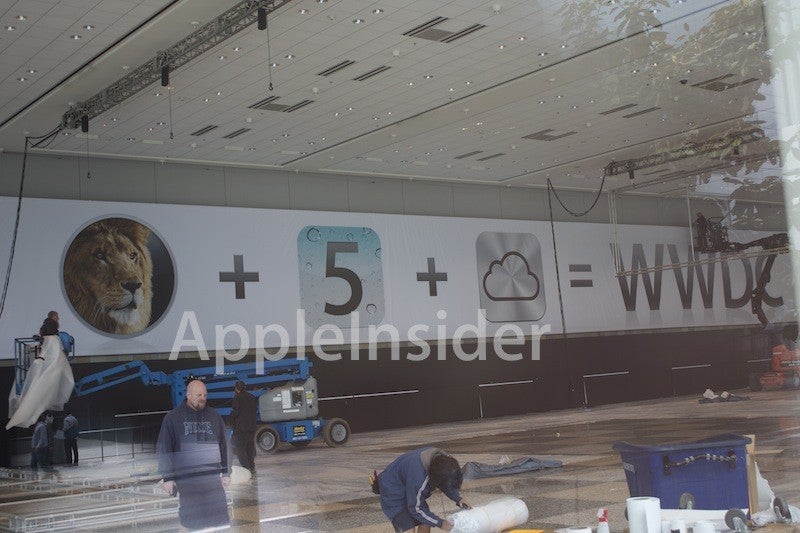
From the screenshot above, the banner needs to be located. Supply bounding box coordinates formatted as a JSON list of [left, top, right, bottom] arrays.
[[0, 196, 793, 359]]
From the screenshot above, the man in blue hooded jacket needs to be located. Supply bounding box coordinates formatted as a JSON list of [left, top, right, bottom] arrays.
[[373, 447, 471, 532]]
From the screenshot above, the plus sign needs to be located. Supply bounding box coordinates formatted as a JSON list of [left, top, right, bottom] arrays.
[[416, 257, 447, 296], [219, 255, 259, 299]]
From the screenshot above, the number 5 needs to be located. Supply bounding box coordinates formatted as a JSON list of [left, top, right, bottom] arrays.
[[325, 242, 362, 315]]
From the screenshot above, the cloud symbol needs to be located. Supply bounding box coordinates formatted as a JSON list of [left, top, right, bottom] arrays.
[[482, 251, 540, 301]]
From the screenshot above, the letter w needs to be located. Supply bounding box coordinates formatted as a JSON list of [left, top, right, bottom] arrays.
[[612, 243, 664, 311]]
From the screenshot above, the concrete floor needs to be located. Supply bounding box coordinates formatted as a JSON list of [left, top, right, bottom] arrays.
[[4, 387, 800, 531]]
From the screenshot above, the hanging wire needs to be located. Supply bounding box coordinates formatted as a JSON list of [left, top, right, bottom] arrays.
[[544, 171, 607, 406], [168, 87, 174, 139], [0, 126, 62, 321], [85, 133, 92, 179], [265, 8, 274, 91]]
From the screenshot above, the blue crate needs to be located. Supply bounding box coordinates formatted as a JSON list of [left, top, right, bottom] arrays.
[[612, 434, 751, 510]]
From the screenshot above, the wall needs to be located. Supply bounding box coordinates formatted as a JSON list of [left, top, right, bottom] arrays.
[[0, 152, 787, 230]]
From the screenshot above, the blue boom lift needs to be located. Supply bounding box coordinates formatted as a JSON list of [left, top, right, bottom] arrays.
[[70, 357, 350, 453]]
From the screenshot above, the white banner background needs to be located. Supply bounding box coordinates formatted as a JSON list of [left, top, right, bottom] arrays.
[[0, 196, 793, 359]]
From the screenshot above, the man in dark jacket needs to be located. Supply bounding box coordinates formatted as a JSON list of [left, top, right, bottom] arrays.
[[157, 380, 231, 530], [30, 413, 48, 472], [230, 380, 257, 474], [374, 447, 471, 532], [39, 311, 59, 337]]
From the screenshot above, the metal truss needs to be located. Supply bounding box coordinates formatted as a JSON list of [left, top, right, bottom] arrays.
[[604, 128, 766, 177], [61, 0, 292, 129]]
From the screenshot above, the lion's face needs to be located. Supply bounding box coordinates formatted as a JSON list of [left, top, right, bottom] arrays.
[[64, 219, 153, 335]]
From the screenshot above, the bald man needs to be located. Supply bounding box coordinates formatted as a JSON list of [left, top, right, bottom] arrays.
[[157, 380, 231, 530]]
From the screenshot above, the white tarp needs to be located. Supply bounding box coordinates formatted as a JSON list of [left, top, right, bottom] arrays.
[[6, 335, 74, 428]]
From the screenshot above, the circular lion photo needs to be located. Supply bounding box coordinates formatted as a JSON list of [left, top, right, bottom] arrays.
[[63, 217, 175, 336]]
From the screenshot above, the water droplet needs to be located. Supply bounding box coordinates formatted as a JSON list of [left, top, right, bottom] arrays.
[[346, 232, 354, 241], [375, 248, 382, 258], [306, 227, 321, 242], [366, 304, 377, 314], [305, 262, 313, 270]]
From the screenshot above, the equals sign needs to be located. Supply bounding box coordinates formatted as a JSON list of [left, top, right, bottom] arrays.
[[569, 264, 593, 287]]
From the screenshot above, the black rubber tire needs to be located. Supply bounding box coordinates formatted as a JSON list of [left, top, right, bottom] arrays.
[[323, 418, 351, 447], [290, 440, 311, 448], [255, 425, 279, 454], [725, 508, 747, 530], [679, 492, 695, 510], [749, 373, 763, 392]]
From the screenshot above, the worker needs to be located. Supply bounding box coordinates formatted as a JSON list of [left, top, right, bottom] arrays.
[[39, 310, 59, 338], [30, 413, 48, 472], [62, 411, 79, 465], [230, 380, 257, 474], [695, 212, 709, 251], [372, 447, 472, 532], [157, 380, 231, 530]]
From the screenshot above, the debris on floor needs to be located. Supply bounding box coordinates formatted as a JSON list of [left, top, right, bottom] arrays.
[[461, 457, 562, 480], [698, 389, 750, 403]]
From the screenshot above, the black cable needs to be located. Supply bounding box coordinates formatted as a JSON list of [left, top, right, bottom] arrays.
[[544, 172, 606, 407], [0, 126, 62, 321]]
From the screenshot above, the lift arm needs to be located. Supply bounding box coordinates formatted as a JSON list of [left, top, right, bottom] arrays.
[[73, 360, 170, 397]]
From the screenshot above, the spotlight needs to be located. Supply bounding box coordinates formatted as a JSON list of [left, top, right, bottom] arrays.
[[81, 115, 89, 133], [161, 65, 169, 87], [258, 7, 267, 30]]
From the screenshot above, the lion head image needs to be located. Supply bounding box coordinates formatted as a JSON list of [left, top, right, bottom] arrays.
[[64, 218, 153, 335]]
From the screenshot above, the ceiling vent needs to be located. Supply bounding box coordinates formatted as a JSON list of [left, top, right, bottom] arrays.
[[454, 150, 483, 159], [223, 128, 251, 139], [353, 65, 392, 81], [600, 103, 637, 115], [402, 17, 485, 42], [522, 129, 577, 141], [248, 95, 281, 110], [403, 16, 448, 37], [440, 24, 486, 43], [284, 100, 314, 112], [692, 74, 759, 92], [190, 125, 218, 136], [622, 106, 660, 118], [318, 60, 356, 76], [476, 153, 505, 161]]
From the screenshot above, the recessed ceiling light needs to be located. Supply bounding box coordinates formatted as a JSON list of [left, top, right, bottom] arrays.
[[5, 25, 15, 31], [321, 137, 326, 141], [62, 132, 70, 136], [15, 15, 26, 21], [298, 8, 308, 14], [308, 141, 315, 145], [407, 81, 414, 86], [465, 81, 472, 85], [157, 121, 165, 126], [387, 111, 392, 115], [16, 77, 26, 82], [538, 100, 545, 104], [83, 24, 94, 30], [631, 68, 639, 73], [572, 105, 578, 109], [249, 147, 256, 151], [285, 54, 294, 59], [373, 116, 379, 120], [448, 87, 455, 92], [101, 123, 107, 127], [373, 8, 383, 14], [538, 51, 547, 56], [317, 0, 326, 3], [218, 55, 226, 60], [334, 112, 341, 116], [216, 91, 222, 96], [476, 122, 483, 126], [686, 68, 693, 73], [425, 152, 431, 155], [282, 133, 290, 137], [651, 62, 658, 67], [560, 44, 568, 48], [347, 106, 354, 111], [271, 138, 278, 142], [270, 62, 279, 67], [148, 127, 154, 132], [70, 34, 81, 39], [353, 18, 364, 24], [300, 152, 307, 155], [498, 44, 505, 49], [204, 98, 210, 102], [233, 46, 242, 51], [26, 69, 36, 74], [112, 118, 118, 122], [127, 137, 136, 141], [154, 92, 162, 96], [518, 36, 526, 41], [556, 95, 563, 99], [423, 74, 432, 79]]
